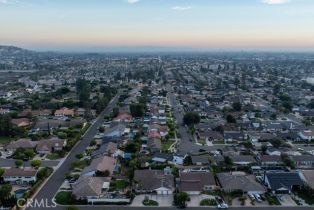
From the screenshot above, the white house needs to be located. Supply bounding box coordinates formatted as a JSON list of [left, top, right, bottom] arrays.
[[3, 168, 37, 184], [298, 130, 314, 142]]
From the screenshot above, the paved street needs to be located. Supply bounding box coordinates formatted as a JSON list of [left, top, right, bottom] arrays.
[[26, 95, 120, 210], [26, 205, 314, 210], [167, 84, 212, 153]]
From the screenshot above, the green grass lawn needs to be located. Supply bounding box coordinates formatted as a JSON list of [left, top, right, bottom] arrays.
[[265, 192, 281, 205], [70, 159, 90, 170], [55, 191, 73, 205], [46, 153, 61, 160], [111, 180, 129, 190], [295, 189, 314, 205], [143, 198, 158, 206], [0, 136, 16, 144], [200, 199, 216, 206], [55, 191, 87, 205], [212, 140, 225, 144], [162, 140, 174, 151], [198, 139, 206, 145]]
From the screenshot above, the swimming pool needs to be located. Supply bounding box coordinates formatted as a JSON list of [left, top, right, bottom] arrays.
[[14, 189, 28, 199]]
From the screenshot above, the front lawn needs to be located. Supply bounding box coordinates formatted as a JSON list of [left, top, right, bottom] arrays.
[[212, 140, 225, 144], [161, 140, 174, 151], [0, 136, 16, 144], [70, 159, 90, 170], [265, 192, 281, 205], [46, 153, 61, 160], [55, 191, 73, 205], [111, 180, 129, 190], [55, 191, 87, 205], [198, 139, 206, 145], [295, 187, 314, 205], [200, 199, 216, 206], [143, 197, 158, 206]]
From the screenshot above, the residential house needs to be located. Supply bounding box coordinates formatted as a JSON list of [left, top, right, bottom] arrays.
[[92, 142, 118, 158], [298, 130, 314, 142], [217, 172, 266, 194], [3, 168, 37, 184], [54, 107, 74, 117], [5, 139, 38, 153], [224, 131, 244, 143], [231, 155, 256, 166], [291, 155, 314, 169], [179, 172, 217, 195], [172, 154, 186, 165], [198, 131, 223, 142], [300, 170, 314, 189], [147, 137, 161, 153], [36, 138, 66, 154], [75, 108, 86, 117], [152, 153, 173, 164], [133, 168, 174, 195], [82, 156, 116, 176], [113, 112, 133, 122], [103, 123, 126, 141], [260, 155, 283, 167], [72, 176, 111, 201], [191, 154, 210, 166], [264, 172, 303, 194], [11, 118, 30, 127]]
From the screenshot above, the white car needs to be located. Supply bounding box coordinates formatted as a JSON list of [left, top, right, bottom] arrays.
[[249, 194, 255, 200], [217, 204, 229, 209], [254, 194, 262, 202]]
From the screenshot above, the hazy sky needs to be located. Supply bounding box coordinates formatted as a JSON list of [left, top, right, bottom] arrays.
[[1, 0, 314, 51]]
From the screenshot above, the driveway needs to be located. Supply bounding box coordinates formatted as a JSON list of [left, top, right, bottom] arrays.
[[278, 194, 297, 206], [131, 194, 173, 207], [188, 194, 215, 207]]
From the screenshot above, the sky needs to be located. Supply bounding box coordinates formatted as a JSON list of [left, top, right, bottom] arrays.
[[0, 0, 314, 52]]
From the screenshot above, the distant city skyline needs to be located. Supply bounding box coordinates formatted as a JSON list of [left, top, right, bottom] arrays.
[[1, 0, 314, 52]]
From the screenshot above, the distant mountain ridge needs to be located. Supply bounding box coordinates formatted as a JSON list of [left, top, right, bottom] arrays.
[[0, 45, 33, 56]]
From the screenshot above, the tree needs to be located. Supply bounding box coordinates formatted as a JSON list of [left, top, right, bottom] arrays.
[[271, 138, 282, 148], [130, 103, 145, 118], [0, 114, 13, 136], [281, 154, 295, 169], [98, 126, 105, 133], [0, 184, 12, 198], [76, 78, 91, 108], [261, 144, 268, 155], [226, 114, 236, 123], [174, 192, 189, 207], [96, 170, 110, 177], [15, 159, 23, 168], [270, 113, 277, 120], [75, 153, 84, 159], [125, 142, 140, 153], [0, 168, 5, 177], [183, 112, 200, 126], [308, 100, 314, 109], [111, 107, 119, 118], [232, 102, 242, 111], [24, 149, 35, 159], [30, 160, 41, 168], [183, 155, 193, 166], [224, 156, 233, 166]]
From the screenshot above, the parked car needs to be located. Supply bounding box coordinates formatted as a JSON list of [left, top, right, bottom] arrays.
[[254, 194, 262, 202], [217, 203, 229, 209]]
